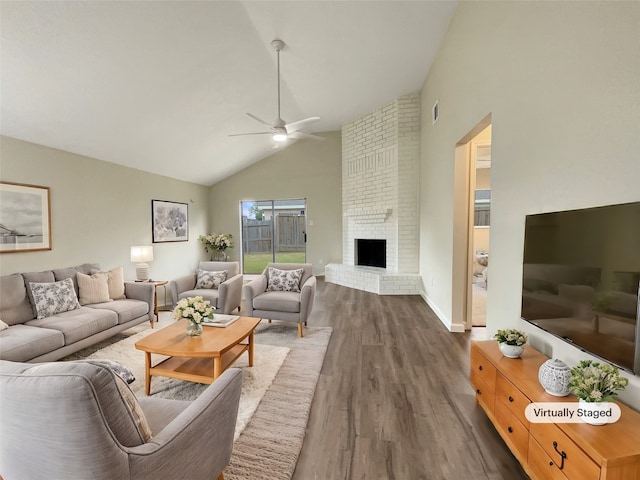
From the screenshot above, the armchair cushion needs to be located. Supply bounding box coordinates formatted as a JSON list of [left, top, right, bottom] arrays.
[[253, 290, 301, 313], [266, 267, 304, 292], [196, 269, 227, 289]]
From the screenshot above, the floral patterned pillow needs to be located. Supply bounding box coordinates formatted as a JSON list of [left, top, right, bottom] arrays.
[[29, 278, 81, 319], [196, 269, 227, 289], [266, 267, 304, 293]]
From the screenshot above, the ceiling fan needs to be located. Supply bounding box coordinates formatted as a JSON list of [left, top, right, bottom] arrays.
[[229, 39, 323, 143]]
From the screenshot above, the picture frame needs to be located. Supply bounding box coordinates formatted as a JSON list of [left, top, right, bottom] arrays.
[[152, 199, 188, 243], [0, 181, 52, 253]]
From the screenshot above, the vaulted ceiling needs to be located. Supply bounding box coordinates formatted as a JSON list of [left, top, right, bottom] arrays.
[[1, 1, 457, 186]]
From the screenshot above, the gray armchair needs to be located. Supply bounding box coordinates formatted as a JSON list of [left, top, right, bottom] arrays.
[[170, 261, 242, 314], [0, 360, 241, 480], [243, 263, 316, 337]]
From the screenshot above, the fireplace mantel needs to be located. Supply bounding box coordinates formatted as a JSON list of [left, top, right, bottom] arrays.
[[345, 208, 392, 224]]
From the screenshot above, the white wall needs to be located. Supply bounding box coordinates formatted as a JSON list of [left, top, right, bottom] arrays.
[[419, 2, 640, 407], [207, 132, 342, 276], [0, 136, 209, 283]]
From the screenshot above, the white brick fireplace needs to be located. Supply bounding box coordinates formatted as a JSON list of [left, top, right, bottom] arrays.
[[325, 95, 422, 295]]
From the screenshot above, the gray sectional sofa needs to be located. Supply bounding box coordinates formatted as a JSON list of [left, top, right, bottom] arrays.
[[0, 263, 154, 362]]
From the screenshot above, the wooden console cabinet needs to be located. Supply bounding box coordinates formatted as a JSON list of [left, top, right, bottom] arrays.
[[470, 341, 640, 480]]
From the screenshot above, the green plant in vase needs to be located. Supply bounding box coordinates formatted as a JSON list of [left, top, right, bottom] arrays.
[[199, 233, 235, 261], [569, 359, 628, 425], [494, 328, 528, 358]]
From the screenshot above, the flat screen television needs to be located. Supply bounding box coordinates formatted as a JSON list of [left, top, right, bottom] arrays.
[[521, 201, 640, 373]]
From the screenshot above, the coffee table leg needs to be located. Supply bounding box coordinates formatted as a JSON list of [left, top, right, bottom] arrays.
[[248, 331, 254, 367], [144, 352, 151, 396], [213, 357, 223, 379]]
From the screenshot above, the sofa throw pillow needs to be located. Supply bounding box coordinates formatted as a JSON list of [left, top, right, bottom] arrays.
[[77, 272, 112, 305], [0, 319, 8, 331], [114, 373, 153, 441], [29, 278, 81, 319], [196, 269, 227, 289], [267, 267, 304, 293], [78, 360, 152, 441], [91, 266, 125, 300], [74, 358, 136, 384]]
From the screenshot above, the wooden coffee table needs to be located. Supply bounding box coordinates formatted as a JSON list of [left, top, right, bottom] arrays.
[[134, 316, 261, 395]]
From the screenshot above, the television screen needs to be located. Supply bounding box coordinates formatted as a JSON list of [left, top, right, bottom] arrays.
[[521, 201, 640, 373]]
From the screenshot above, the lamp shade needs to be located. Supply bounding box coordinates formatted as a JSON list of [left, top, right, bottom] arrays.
[[130, 246, 153, 263]]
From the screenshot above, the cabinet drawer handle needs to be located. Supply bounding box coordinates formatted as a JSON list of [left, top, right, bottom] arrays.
[[549, 461, 554, 467], [479, 365, 483, 371], [553, 441, 567, 470], [508, 396, 514, 402], [508, 426, 513, 433]]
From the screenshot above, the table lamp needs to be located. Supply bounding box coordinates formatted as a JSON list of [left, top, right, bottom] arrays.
[[131, 246, 153, 281]]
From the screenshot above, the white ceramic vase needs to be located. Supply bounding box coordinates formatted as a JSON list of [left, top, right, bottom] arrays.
[[538, 358, 571, 396], [499, 343, 524, 358], [579, 398, 608, 426]]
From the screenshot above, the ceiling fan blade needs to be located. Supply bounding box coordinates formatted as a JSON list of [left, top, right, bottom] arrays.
[[246, 113, 274, 128], [228, 132, 273, 137], [285, 116, 320, 133], [288, 131, 325, 141]]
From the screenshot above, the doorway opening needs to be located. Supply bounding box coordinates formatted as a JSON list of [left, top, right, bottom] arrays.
[[240, 199, 307, 274], [452, 115, 491, 331], [470, 139, 491, 327]]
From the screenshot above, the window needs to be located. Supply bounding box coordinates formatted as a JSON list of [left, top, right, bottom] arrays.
[[241, 199, 307, 274], [474, 189, 491, 226]]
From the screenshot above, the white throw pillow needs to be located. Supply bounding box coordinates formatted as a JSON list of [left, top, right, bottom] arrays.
[[266, 267, 304, 293], [77, 272, 111, 305], [91, 266, 126, 300], [0, 319, 9, 331], [196, 269, 227, 289], [29, 278, 81, 319]]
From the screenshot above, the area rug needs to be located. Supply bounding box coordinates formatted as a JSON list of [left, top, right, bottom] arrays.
[[224, 321, 332, 480], [66, 314, 332, 478], [67, 321, 290, 438]]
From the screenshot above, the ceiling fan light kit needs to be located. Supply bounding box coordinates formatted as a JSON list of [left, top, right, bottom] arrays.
[[273, 132, 287, 142], [229, 39, 323, 143]]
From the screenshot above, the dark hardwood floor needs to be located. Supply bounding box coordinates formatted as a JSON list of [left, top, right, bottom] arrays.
[[292, 278, 528, 480]]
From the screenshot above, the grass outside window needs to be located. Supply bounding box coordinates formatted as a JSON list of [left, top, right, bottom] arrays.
[[243, 252, 306, 274]]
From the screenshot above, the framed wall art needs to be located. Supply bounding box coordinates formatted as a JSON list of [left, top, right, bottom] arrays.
[[152, 199, 188, 243], [0, 182, 52, 253]]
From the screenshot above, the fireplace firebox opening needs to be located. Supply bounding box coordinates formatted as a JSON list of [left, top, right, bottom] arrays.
[[355, 239, 386, 268]]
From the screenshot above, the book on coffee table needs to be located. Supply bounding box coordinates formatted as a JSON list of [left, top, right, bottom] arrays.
[[202, 314, 240, 328]]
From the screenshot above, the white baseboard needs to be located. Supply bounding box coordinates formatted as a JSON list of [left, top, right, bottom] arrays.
[[419, 290, 465, 332]]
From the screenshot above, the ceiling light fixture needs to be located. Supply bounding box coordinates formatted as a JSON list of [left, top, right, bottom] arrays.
[[272, 131, 287, 142]]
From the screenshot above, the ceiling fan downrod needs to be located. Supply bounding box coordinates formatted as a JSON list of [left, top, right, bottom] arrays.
[[272, 39, 285, 127]]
